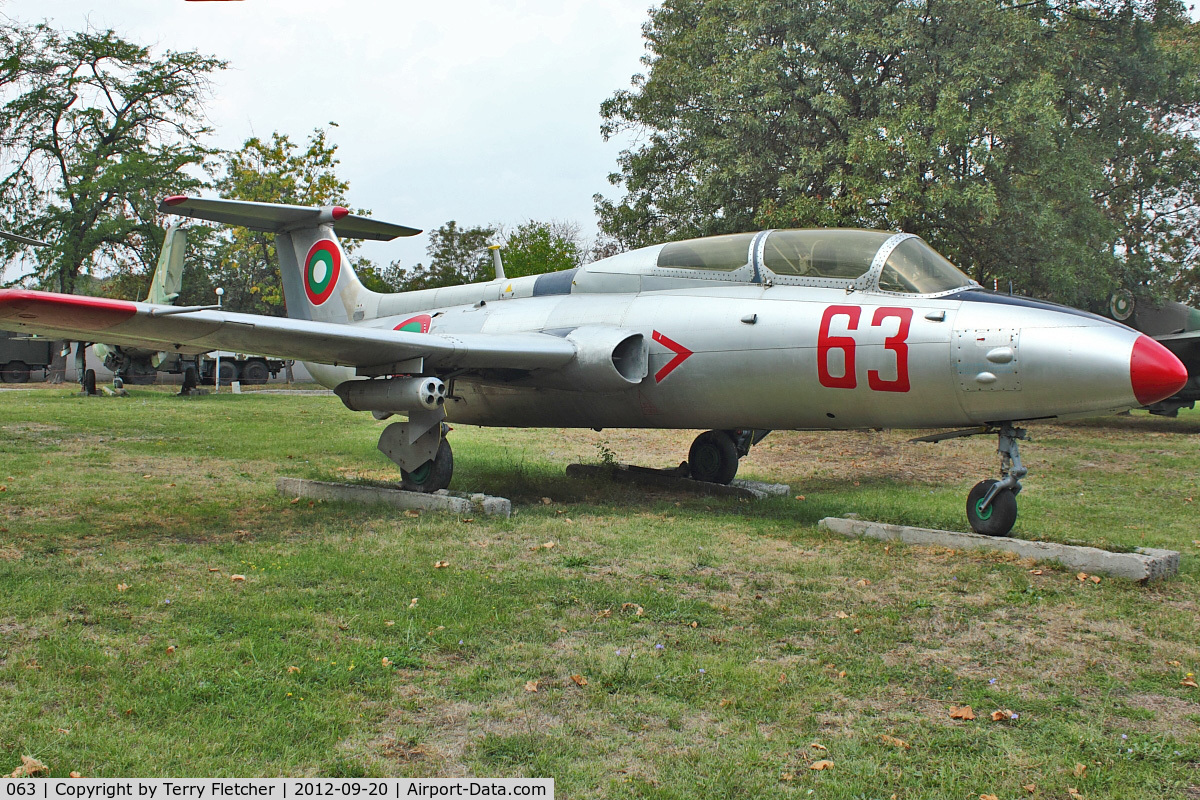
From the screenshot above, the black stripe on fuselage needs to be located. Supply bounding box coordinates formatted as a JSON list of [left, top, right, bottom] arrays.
[[532, 268, 579, 297], [953, 289, 1127, 328]]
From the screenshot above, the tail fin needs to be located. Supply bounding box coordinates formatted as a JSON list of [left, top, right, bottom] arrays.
[[157, 196, 420, 324], [145, 222, 186, 305]]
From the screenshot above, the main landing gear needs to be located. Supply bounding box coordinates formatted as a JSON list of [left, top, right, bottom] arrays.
[[685, 429, 769, 484], [965, 424, 1027, 537], [377, 409, 454, 493]]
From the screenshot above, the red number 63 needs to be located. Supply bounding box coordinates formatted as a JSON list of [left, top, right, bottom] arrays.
[[817, 305, 913, 392]]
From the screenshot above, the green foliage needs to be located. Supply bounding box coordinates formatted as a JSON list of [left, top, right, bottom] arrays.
[[212, 128, 363, 315], [388, 221, 498, 291], [598, 0, 1200, 308], [500, 220, 582, 279], [0, 21, 224, 295]]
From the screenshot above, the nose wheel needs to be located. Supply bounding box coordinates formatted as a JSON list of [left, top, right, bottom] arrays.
[[967, 424, 1026, 537]]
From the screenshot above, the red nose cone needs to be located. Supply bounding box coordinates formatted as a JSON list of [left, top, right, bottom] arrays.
[[1130, 335, 1188, 406]]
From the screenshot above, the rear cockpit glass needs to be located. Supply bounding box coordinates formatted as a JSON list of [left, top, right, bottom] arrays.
[[878, 238, 975, 294], [656, 233, 756, 271], [762, 230, 892, 280]]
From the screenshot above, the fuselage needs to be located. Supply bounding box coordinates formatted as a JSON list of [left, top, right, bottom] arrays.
[[306, 230, 1178, 431]]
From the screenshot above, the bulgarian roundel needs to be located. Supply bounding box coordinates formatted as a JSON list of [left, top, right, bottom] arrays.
[[394, 314, 432, 334], [304, 240, 342, 306]]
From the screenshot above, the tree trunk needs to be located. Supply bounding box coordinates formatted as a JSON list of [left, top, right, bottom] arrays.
[[47, 340, 68, 383]]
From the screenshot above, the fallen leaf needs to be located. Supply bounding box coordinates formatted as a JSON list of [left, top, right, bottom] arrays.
[[1090, 575, 1101, 584], [809, 759, 834, 770], [855, 578, 871, 587], [433, 560, 449, 569], [853, 627, 862, 634], [230, 574, 246, 582], [10, 755, 47, 777], [385, 620, 395, 626], [542, 541, 555, 549], [780, 772, 795, 782], [980, 795, 999, 800], [810, 742, 827, 751], [403, 510, 420, 518], [142, 474, 152, 479], [1073, 763, 1087, 778], [718, 698, 732, 707], [1067, 788, 1080, 797], [879, 734, 910, 748], [287, 666, 300, 674], [290, 497, 301, 504], [1077, 572, 1088, 581], [778, 672, 788, 684], [381, 657, 393, 668], [70, 772, 83, 778], [1029, 569, 1044, 575], [564, 518, 574, 524], [1023, 785, 1037, 794], [1181, 674, 1198, 688], [56, 728, 70, 734], [950, 706, 976, 720], [635, 606, 644, 616], [990, 709, 1015, 721], [117, 582, 128, 592], [408, 598, 419, 609], [460, 518, 474, 524], [795, 495, 806, 501], [208, 567, 220, 573], [541, 497, 552, 504], [524, 680, 539, 693], [835, 611, 850, 619], [690, 621, 699, 628], [837, 670, 847, 678], [166, 645, 176, 654], [1168, 660, 1181, 667], [596, 608, 612, 619], [570, 674, 587, 687]]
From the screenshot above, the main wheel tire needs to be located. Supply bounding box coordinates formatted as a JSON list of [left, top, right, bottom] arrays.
[[967, 479, 1018, 537], [181, 365, 199, 392], [401, 439, 454, 493], [81, 368, 97, 395], [1, 360, 30, 383], [217, 360, 238, 385], [241, 359, 270, 385], [688, 430, 739, 484]]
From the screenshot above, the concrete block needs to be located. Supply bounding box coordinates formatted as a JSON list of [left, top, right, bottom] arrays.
[[276, 477, 510, 517], [566, 463, 788, 500], [818, 517, 1180, 582]]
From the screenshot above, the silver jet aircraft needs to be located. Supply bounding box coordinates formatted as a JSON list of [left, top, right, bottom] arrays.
[[0, 197, 1187, 536]]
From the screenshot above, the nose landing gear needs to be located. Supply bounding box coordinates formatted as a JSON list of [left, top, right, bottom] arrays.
[[966, 424, 1026, 537]]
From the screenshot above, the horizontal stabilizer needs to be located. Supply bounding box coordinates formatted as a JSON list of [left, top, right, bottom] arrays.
[[0, 229, 49, 247], [158, 196, 421, 241]]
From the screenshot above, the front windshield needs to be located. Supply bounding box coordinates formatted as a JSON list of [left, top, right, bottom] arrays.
[[877, 238, 975, 294], [762, 230, 893, 280]]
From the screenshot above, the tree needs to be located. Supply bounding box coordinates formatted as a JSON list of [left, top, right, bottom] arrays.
[[211, 127, 365, 315], [0, 22, 224, 295], [597, 0, 1200, 309], [499, 220, 583, 278], [388, 221, 498, 292]]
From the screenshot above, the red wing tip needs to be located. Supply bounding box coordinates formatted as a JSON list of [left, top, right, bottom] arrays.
[[163, 195, 189, 206], [331, 206, 350, 221]]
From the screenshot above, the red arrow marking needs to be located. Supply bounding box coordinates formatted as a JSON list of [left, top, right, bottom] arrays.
[[652, 330, 693, 383]]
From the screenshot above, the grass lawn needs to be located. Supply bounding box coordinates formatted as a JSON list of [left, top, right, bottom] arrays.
[[1, 385, 1197, 798]]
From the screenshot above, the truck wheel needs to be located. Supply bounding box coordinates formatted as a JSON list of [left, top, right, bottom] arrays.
[[241, 359, 270, 385], [1, 361, 29, 383], [218, 361, 238, 384]]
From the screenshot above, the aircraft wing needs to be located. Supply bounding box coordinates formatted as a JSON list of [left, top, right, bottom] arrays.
[[1153, 330, 1200, 367], [159, 196, 420, 240], [0, 289, 575, 373]]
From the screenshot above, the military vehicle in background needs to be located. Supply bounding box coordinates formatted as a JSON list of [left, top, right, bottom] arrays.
[[0, 330, 54, 382], [1108, 290, 1200, 416]]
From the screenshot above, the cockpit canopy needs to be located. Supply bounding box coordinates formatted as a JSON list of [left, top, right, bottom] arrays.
[[652, 229, 976, 295]]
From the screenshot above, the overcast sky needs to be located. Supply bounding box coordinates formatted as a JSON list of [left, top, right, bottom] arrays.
[[2, 0, 656, 275]]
